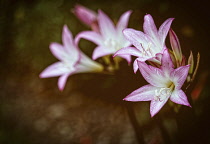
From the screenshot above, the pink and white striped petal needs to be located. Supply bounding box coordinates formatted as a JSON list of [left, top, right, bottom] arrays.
[[124, 84, 156, 102], [40, 62, 74, 78], [118, 55, 132, 64], [62, 25, 75, 54], [150, 95, 170, 117], [161, 48, 174, 73], [143, 14, 158, 40], [75, 31, 103, 46], [170, 65, 190, 89], [92, 46, 114, 60], [114, 47, 142, 58], [98, 10, 116, 39], [170, 90, 191, 107], [49, 43, 66, 61], [158, 18, 174, 46], [133, 59, 139, 73], [116, 10, 132, 35], [123, 28, 149, 50], [138, 61, 169, 87], [58, 73, 71, 91]]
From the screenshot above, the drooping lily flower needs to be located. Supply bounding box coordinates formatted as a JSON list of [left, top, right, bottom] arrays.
[[72, 4, 98, 31], [114, 14, 174, 73], [123, 49, 191, 117], [40, 25, 103, 91], [75, 10, 132, 63]]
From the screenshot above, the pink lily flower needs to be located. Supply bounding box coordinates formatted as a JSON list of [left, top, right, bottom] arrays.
[[123, 49, 191, 117], [114, 14, 174, 73], [75, 10, 132, 62], [40, 25, 103, 91]]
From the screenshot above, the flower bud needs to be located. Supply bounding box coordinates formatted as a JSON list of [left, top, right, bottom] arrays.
[[188, 51, 194, 75], [169, 29, 182, 67], [73, 4, 97, 26]]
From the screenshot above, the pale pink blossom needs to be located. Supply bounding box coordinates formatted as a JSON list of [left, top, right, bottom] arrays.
[[123, 49, 191, 117], [75, 10, 132, 63], [40, 25, 103, 90], [114, 14, 174, 73]]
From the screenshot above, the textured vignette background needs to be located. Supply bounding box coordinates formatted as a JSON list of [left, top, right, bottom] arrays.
[[0, 0, 210, 144]]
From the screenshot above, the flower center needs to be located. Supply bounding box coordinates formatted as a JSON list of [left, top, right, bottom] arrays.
[[154, 83, 175, 102], [140, 42, 154, 57], [104, 39, 120, 50]]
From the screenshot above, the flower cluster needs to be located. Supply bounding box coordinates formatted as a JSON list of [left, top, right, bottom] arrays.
[[40, 4, 199, 117]]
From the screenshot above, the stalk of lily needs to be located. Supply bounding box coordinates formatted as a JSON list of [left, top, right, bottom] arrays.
[[40, 25, 103, 91], [123, 49, 191, 117]]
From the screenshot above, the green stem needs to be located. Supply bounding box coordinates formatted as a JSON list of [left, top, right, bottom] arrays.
[[126, 103, 145, 144]]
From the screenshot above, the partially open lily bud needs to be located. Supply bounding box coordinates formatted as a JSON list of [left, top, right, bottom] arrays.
[[73, 4, 97, 26], [192, 53, 200, 82], [186, 52, 200, 83], [188, 51, 194, 75], [169, 29, 182, 67]]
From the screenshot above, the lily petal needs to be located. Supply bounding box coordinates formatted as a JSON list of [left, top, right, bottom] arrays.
[[158, 18, 174, 46], [114, 46, 142, 58], [133, 57, 151, 73], [62, 25, 75, 54], [138, 61, 169, 87], [124, 84, 156, 101], [49, 43, 66, 61], [116, 10, 132, 35], [92, 46, 114, 60], [161, 48, 174, 72], [123, 28, 149, 50], [150, 95, 169, 117], [40, 62, 74, 78], [75, 31, 103, 46], [98, 10, 116, 39], [143, 14, 158, 40], [171, 65, 190, 89], [58, 73, 70, 91], [133, 59, 139, 73], [119, 55, 132, 64], [170, 89, 191, 107]]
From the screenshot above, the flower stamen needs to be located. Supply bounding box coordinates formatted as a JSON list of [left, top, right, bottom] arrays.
[[141, 42, 153, 57], [154, 83, 175, 102]]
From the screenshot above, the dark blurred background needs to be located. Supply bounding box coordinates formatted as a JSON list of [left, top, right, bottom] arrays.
[[0, 0, 210, 144]]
